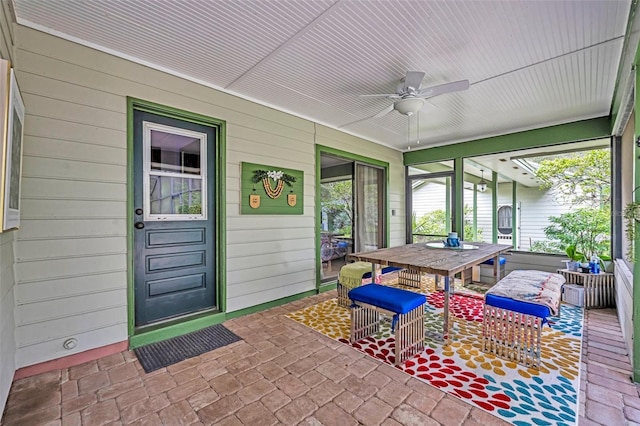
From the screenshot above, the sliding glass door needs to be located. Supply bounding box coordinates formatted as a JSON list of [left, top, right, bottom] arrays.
[[318, 150, 387, 284], [354, 163, 385, 252]]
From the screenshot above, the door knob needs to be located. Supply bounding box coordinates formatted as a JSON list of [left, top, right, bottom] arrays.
[[135, 208, 143, 215], [134, 222, 145, 229]]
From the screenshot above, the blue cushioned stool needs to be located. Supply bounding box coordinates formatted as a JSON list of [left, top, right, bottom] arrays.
[[349, 284, 426, 365]]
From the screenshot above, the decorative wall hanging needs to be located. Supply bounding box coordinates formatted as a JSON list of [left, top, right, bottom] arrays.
[[241, 162, 303, 215], [251, 169, 297, 199]]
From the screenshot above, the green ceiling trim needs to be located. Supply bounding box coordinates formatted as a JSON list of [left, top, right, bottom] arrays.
[[403, 117, 611, 165]]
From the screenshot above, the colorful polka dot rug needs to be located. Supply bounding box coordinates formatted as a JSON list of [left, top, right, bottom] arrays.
[[286, 276, 582, 426]]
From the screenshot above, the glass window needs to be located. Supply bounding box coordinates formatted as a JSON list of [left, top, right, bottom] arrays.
[[408, 173, 454, 243], [150, 130, 201, 175], [143, 122, 207, 220], [149, 176, 202, 215], [497, 205, 512, 235]]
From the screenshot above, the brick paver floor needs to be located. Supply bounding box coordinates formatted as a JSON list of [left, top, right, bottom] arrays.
[[2, 292, 639, 425]]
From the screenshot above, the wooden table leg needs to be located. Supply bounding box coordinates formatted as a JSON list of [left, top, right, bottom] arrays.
[[443, 275, 451, 345]]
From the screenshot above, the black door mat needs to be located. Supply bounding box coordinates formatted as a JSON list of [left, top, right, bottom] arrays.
[[134, 324, 242, 373]]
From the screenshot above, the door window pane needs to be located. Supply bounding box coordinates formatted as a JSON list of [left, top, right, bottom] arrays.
[[149, 176, 202, 215], [150, 130, 201, 175], [143, 122, 207, 220]]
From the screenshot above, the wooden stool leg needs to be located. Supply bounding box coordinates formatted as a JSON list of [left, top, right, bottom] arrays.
[[394, 304, 425, 365]]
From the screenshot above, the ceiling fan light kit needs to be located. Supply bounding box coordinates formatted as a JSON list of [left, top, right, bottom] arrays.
[[395, 98, 425, 116]]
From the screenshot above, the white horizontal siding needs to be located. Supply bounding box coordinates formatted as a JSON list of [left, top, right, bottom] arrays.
[[0, 233, 16, 415], [615, 260, 633, 362], [16, 272, 126, 304], [0, 3, 17, 416], [17, 323, 126, 368], [16, 305, 126, 348], [17, 237, 126, 261], [226, 239, 314, 258], [16, 289, 126, 326], [22, 156, 127, 183], [23, 135, 126, 165], [412, 182, 448, 217], [21, 178, 125, 202], [515, 186, 568, 250], [477, 252, 566, 283], [0, 288, 16, 405], [18, 219, 126, 240], [20, 200, 125, 220], [502, 252, 565, 273], [26, 115, 126, 149], [227, 250, 315, 272], [13, 24, 405, 366], [16, 254, 126, 283], [228, 265, 315, 294], [469, 188, 492, 241]]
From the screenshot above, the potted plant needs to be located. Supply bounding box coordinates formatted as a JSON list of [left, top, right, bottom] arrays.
[[565, 244, 585, 272], [624, 201, 640, 262]]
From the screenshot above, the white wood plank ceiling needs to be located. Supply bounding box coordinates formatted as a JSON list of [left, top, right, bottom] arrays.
[[12, 0, 631, 152]]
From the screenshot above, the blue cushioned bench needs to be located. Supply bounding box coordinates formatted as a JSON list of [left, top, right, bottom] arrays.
[[349, 284, 426, 365], [482, 270, 564, 368]]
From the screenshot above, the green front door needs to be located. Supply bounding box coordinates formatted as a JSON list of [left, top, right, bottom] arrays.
[[133, 110, 217, 327]]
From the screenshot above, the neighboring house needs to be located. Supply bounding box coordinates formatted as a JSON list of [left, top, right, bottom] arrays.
[[412, 182, 571, 250]]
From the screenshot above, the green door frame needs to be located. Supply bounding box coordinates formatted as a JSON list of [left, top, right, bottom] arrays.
[[316, 145, 390, 292], [126, 97, 227, 348]]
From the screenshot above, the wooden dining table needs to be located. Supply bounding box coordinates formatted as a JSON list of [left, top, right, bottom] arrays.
[[347, 241, 512, 344]]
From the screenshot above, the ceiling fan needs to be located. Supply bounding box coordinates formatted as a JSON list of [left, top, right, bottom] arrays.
[[361, 71, 470, 118]]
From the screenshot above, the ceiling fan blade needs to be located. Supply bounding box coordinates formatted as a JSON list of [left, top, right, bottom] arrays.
[[373, 104, 395, 119], [360, 94, 402, 98], [415, 79, 470, 99], [403, 71, 425, 92]]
